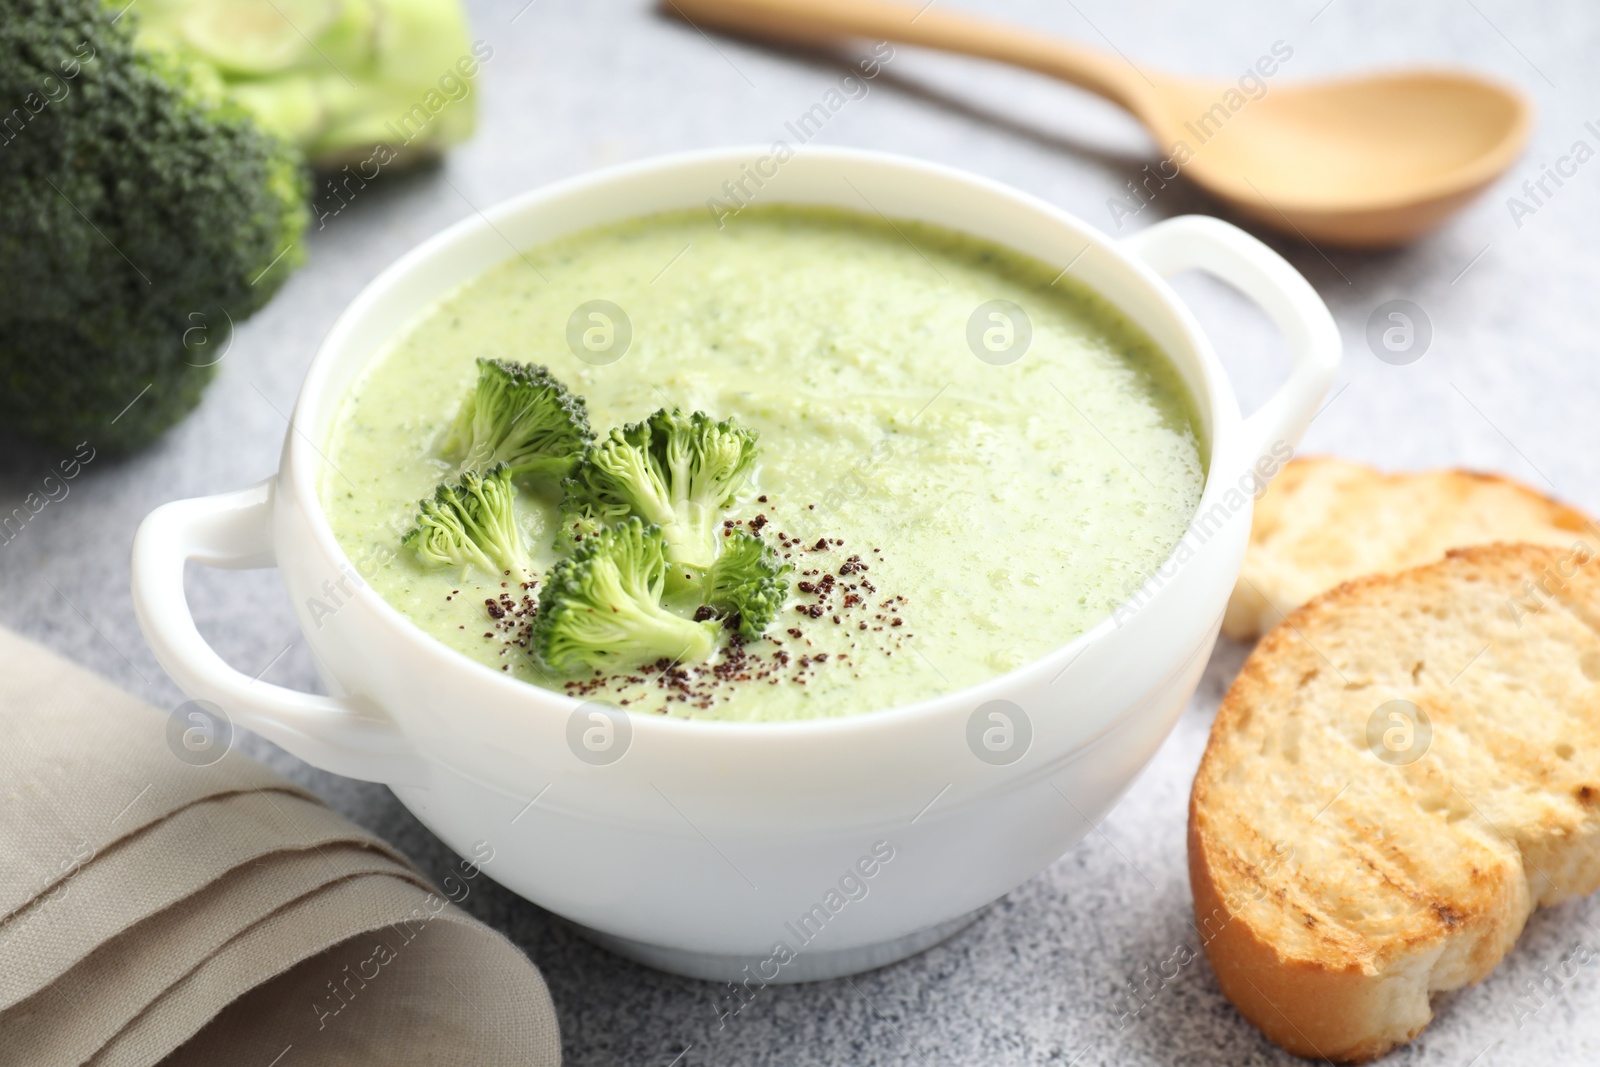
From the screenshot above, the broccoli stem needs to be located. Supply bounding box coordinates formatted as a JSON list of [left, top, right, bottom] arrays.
[[552, 587, 718, 667]]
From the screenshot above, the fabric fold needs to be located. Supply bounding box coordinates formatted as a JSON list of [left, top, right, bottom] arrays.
[[93, 875, 561, 1067], [0, 627, 561, 1066], [0, 629, 309, 920], [0, 790, 405, 1009], [164, 909, 562, 1067], [0, 845, 421, 1066]]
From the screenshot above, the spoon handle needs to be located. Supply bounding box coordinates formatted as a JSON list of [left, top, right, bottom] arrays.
[[664, 0, 1151, 114]]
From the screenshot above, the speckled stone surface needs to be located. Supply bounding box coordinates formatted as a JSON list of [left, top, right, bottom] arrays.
[[4, 1, 1600, 1063]]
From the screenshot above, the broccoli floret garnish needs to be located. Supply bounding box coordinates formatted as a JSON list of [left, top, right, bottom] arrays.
[[704, 531, 790, 640], [562, 408, 758, 572], [444, 359, 593, 480], [531, 518, 720, 674], [403, 464, 530, 582], [560, 418, 668, 530]]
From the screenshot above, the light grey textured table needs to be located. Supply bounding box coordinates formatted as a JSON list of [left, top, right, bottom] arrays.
[[5, 1, 1599, 1062]]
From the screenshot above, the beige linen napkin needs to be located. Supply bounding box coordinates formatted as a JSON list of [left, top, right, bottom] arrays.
[[160, 894, 559, 1067], [0, 628, 561, 1066], [2, 846, 421, 1063], [2, 792, 400, 1008]]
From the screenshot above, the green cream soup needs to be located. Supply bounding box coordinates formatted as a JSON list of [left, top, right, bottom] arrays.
[[323, 205, 1204, 722]]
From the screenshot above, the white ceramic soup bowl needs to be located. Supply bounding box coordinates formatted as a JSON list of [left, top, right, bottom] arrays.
[[132, 146, 1338, 982]]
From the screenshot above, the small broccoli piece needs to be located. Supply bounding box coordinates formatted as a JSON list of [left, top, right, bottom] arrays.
[[531, 518, 720, 674], [552, 500, 608, 554], [704, 531, 790, 640], [562, 408, 758, 572], [561, 419, 668, 527], [403, 464, 529, 582], [444, 359, 592, 480]]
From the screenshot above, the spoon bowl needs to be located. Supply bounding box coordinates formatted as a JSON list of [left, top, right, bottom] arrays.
[[668, 0, 1532, 248], [1144, 71, 1531, 245]]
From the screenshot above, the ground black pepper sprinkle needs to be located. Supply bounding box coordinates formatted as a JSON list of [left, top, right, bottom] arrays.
[[481, 494, 913, 713]]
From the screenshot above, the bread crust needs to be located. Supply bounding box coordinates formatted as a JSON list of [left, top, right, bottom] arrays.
[[1188, 815, 1413, 1064], [1193, 543, 1600, 1061], [1223, 457, 1592, 640]]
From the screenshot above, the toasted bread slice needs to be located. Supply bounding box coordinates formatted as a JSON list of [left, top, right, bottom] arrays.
[[1223, 457, 1592, 640], [1192, 543, 1600, 1063]]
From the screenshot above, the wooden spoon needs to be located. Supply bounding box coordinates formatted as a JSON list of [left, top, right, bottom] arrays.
[[664, 0, 1532, 248]]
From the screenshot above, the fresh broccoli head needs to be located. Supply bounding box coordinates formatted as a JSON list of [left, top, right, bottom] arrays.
[[531, 518, 721, 674], [704, 531, 790, 640], [444, 359, 593, 480], [562, 408, 758, 572], [403, 464, 529, 582], [0, 0, 309, 451]]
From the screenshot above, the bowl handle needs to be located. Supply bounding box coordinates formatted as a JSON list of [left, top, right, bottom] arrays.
[[131, 480, 425, 785], [1122, 215, 1341, 473]]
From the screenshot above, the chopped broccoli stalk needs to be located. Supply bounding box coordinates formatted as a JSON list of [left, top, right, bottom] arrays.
[[531, 519, 720, 674], [562, 408, 758, 572], [443, 359, 592, 480], [704, 532, 790, 640], [403, 464, 529, 581], [135, 0, 479, 167]]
